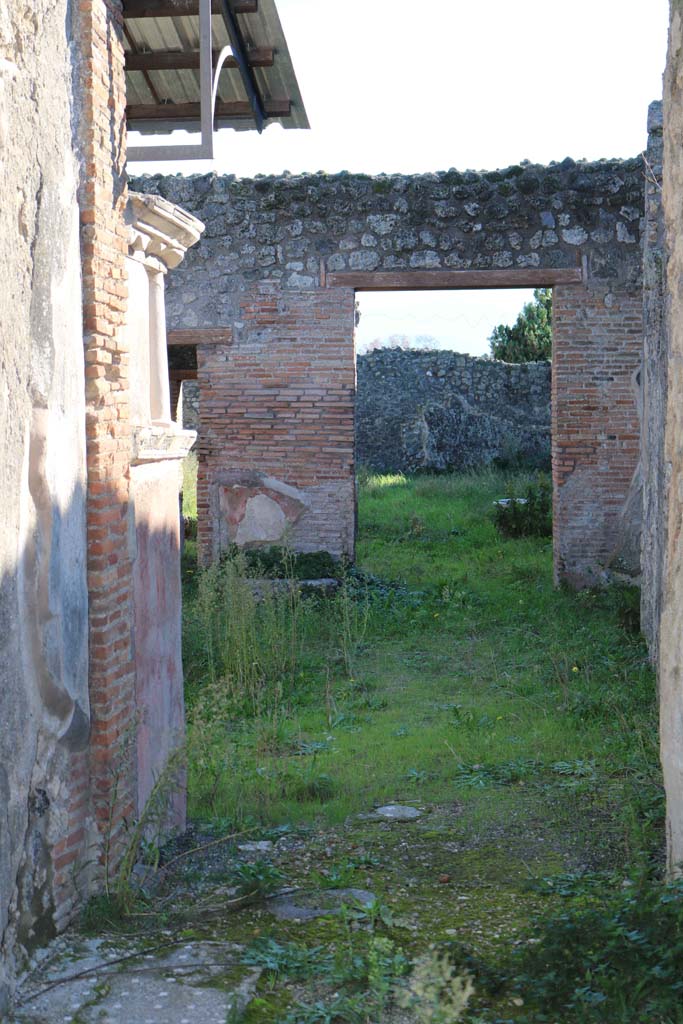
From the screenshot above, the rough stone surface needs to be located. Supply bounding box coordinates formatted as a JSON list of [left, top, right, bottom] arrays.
[[642, 100, 667, 659], [0, 0, 89, 1007], [356, 349, 551, 473], [11, 937, 258, 1024], [374, 805, 423, 821], [660, 3, 683, 876], [132, 159, 644, 326], [268, 888, 375, 921]]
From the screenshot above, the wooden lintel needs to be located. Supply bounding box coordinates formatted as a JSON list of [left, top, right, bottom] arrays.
[[325, 268, 584, 291], [127, 98, 291, 121], [168, 329, 233, 346], [126, 47, 273, 72], [123, 0, 257, 18], [169, 369, 199, 380]]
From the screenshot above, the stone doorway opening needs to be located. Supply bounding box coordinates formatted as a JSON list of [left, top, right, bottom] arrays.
[[353, 286, 549, 478]]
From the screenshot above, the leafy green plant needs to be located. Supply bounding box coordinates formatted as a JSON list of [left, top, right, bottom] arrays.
[[507, 876, 683, 1022], [230, 858, 284, 898], [493, 474, 552, 538], [367, 935, 409, 1016], [243, 937, 333, 979]]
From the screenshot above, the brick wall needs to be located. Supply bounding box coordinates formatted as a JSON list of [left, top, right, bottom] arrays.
[[552, 283, 643, 585], [61, 0, 133, 904], [197, 285, 357, 562]]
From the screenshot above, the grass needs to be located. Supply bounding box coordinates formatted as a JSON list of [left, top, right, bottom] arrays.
[[171, 464, 673, 1022], [182, 468, 659, 849]]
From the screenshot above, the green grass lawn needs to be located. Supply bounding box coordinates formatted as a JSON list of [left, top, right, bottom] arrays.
[[175, 468, 682, 1023]]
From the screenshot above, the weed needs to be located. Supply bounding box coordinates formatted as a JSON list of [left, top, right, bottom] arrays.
[[396, 947, 473, 1023], [492, 473, 552, 538], [242, 937, 333, 980], [505, 875, 683, 1022], [230, 859, 284, 898]]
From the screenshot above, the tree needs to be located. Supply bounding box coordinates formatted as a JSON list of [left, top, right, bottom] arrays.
[[489, 288, 552, 362]]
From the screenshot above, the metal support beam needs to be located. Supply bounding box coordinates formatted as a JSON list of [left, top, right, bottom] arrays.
[[127, 0, 214, 163], [217, 0, 266, 132]]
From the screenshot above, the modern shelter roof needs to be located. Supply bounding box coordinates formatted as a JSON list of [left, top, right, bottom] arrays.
[[123, 0, 309, 135]]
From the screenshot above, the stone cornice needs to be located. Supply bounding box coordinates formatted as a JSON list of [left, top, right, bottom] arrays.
[[131, 425, 197, 464], [126, 192, 205, 272]]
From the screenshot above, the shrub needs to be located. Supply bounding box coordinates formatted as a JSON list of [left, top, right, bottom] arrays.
[[493, 474, 552, 538]]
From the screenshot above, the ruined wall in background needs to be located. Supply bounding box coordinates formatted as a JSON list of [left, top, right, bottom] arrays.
[[355, 349, 550, 474], [641, 101, 667, 660], [0, 0, 89, 1007]]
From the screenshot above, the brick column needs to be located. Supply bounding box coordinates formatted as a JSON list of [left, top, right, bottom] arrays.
[[197, 284, 356, 564], [75, 0, 135, 870], [552, 283, 643, 586]]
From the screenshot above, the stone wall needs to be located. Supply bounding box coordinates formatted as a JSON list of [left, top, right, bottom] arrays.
[[0, 0, 89, 1006], [133, 159, 644, 314], [136, 159, 644, 583], [641, 101, 667, 659], [0, 0, 201, 1006], [659, 0, 683, 876], [355, 349, 551, 474]]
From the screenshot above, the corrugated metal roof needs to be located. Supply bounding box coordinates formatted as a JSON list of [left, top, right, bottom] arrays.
[[124, 0, 308, 135]]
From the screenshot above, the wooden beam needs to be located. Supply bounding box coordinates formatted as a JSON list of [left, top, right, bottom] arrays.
[[123, 0, 257, 17], [325, 268, 584, 291], [169, 369, 199, 380], [126, 46, 273, 71], [127, 98, 291, 121], [168, 329, 233, 346]]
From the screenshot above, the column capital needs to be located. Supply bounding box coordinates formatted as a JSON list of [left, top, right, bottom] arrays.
[[126, 192, 205, 272]]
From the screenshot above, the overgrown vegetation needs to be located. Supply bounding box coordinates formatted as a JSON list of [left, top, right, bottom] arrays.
[[492, 474, 552, 538], [489, 288, 552, 363], [81, 463, 672, 1024]]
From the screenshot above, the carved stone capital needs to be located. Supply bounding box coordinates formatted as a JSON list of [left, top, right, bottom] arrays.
[[126, 192, 205, 272]]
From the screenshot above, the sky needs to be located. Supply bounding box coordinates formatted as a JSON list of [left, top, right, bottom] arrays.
[[129, 0, 670, 355]]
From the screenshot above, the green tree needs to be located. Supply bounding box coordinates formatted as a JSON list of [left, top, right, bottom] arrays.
[[489, 288, 552, 362]]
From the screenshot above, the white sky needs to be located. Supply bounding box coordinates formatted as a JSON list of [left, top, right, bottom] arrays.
[[129, 0, 669, 355]]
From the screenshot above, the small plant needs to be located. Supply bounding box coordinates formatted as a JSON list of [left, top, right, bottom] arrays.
[[342, 894, 394, 930], [367, 935, 409, 1016], [291, 770, 337, 803], [396, 947, 473, 1023], [507, 875, 683, 1021], [230, 858, 284, 898], [243, 937, 333, 980], [493, 473, 552, 538]]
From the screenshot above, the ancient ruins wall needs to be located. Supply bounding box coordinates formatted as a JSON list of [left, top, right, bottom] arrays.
[[642, 101, 667, 659], [355, 350, 551, 474], [659, 0, 683, 875], [134, 161, 644, 582], [196, 285, 356, 562], [0, 0, 90, 1006], [1, 0, 200, 1004], [74, 0, 135, 918], [552, 284, 643, 585]]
